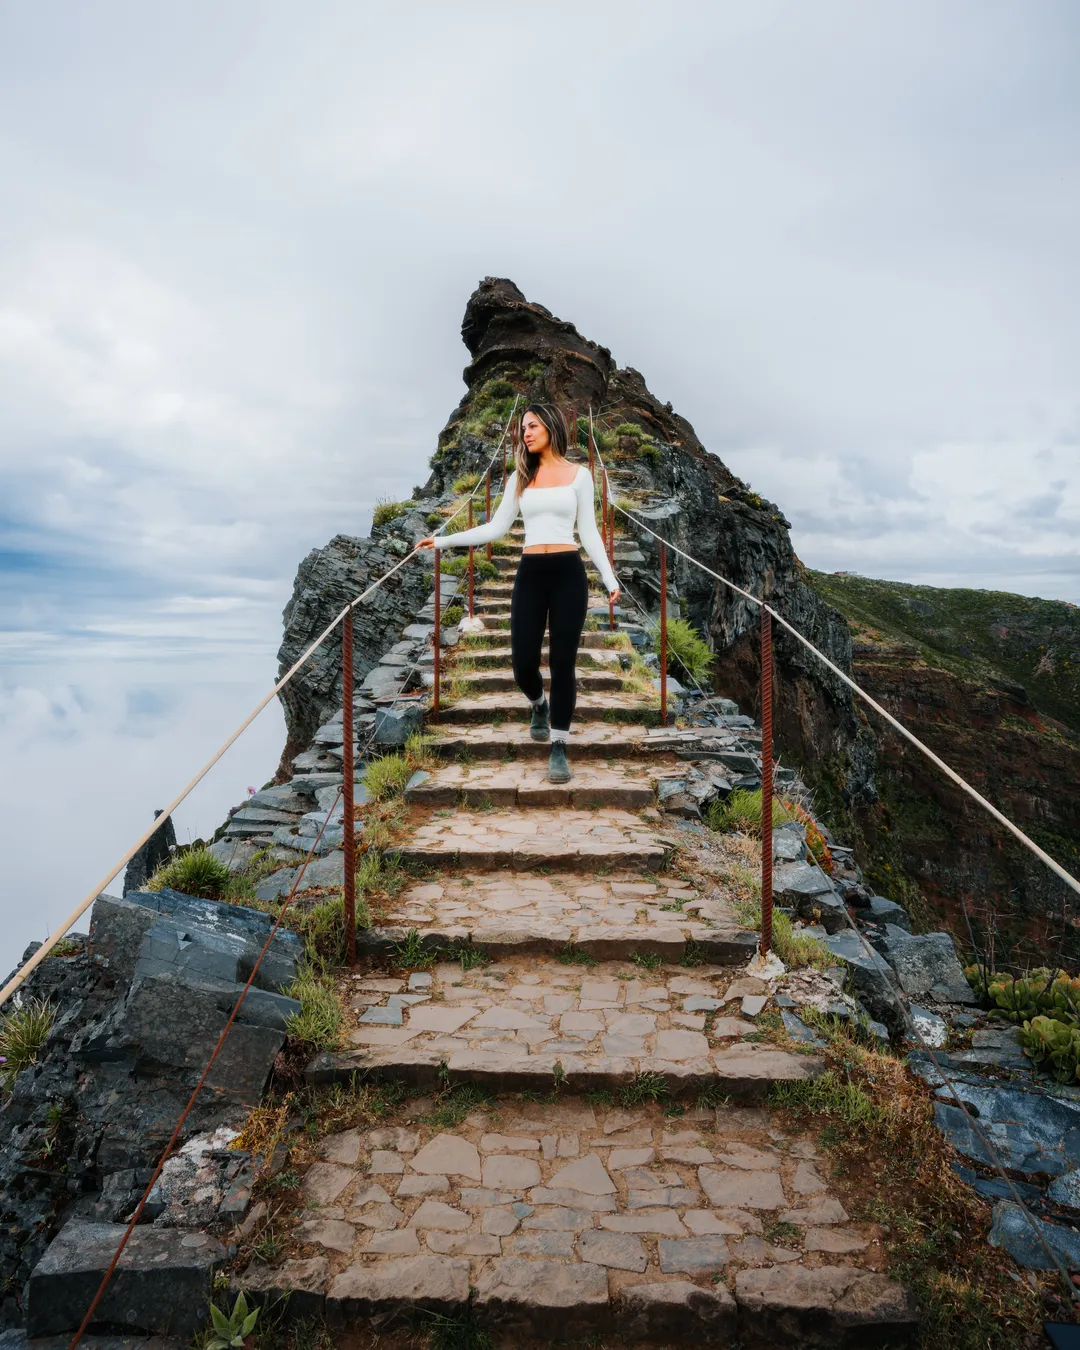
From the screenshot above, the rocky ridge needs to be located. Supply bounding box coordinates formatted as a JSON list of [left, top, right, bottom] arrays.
[[3, 278, 1078, 1343]]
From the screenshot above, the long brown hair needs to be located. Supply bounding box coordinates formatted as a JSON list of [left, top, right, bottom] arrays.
[[513, 404, 569, 494]]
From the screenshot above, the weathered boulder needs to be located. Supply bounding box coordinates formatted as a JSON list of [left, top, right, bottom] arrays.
[[808, 927, 912, 1037], [990, 1200, 1080, 1271], [931, 1077, 1080, 1177], [374, 704, 424, 746], [876, 926, 976, 1005]]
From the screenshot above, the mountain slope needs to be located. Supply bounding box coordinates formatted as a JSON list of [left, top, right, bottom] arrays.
[[806, 570, 1080, 967]]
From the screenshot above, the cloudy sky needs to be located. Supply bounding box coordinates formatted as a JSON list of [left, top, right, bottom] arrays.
[[1, 1, 1077, 968]]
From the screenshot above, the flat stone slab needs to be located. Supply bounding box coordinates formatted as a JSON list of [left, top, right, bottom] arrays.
[[620, 1279, 737, 1340], [930, 1077, 1080, 1177], [407, 760, 656, 809], [326, 1255, 469, 1321], [26, 1221, 226, 1337], [735, 1264, 918, 1346], [475, 1258, 610, 1337]]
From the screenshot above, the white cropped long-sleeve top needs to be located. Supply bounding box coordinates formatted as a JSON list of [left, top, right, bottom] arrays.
[[433, 467, 618, 593]]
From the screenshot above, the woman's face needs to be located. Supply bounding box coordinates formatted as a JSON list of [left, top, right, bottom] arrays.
[[522, 412, 551, 455]]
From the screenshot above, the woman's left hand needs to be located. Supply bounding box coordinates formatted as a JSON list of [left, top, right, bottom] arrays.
[[609, 587, 620, 605]]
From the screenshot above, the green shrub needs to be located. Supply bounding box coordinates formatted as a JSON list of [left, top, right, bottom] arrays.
[[0, 998, 55, 1085], [426, 511, 443, 528], [372, 498, 410, 528], [976, 969, 1080, 1025], [147, 846, 231, 899], [452, 471, 482, 494], [284, 965, 344, 1050], [656, 617, 714, 686], [614, 422, 647, 439], [1019, 1015, 1080, 1083], [442, 604, 463, 626], [438, 555, 500, 583], [363, 753, 414, 801], [708, 788, 794, 836], [641, 442, 660, 466]]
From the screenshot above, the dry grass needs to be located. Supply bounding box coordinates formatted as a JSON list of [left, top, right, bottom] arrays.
[[771, 1020, 1055, 1348]]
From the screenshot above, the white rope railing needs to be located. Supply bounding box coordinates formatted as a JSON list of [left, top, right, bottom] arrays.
[[592, 442, 1080, 899]]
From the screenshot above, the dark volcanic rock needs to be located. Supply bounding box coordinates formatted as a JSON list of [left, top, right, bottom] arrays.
[[122, 810, 176, 895], [275, 534, 431, 778], [0, 890, 297, 1327], [25, 1220, 225, 1336]]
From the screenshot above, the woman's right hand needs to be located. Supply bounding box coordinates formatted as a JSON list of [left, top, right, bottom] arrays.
[[417, 537, 436, 551]]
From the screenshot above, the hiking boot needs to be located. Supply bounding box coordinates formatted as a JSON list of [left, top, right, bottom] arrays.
[[530, 697, 550, 742], [548, 742, 571, 783]]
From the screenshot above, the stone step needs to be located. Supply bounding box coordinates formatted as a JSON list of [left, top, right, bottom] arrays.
[[457, 642, 624, 667], [260, 1092, 913, 1344], [316, 955, 820, 1096], [428, 723, 681, 761], [391, 806, 669, 873], [404, 760, 656, 809], [477, 594, 611, 614], [467, 614, 627, 636], [437, 693, 657, 725], [457, 670, 625, 694], [362, 867, 757, 963]]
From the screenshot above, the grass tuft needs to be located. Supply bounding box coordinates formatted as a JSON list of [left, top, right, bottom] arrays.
[[0, 998, 55, 1086], [556, 942, 598, 967], [656, 617, 714, 686], [284, 966, 343, 1051], [147, 845, 232, 899], [363, 753, 414, 801], [619, 1071, 669, 1106], [372, 498, 411, 527], [391, 928, 436, 970]]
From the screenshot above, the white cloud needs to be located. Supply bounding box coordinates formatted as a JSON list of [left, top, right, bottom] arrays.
[[1, 0, 1078, 970]]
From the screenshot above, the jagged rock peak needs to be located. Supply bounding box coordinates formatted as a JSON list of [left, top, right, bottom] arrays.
[[444, 278, 729, 483]]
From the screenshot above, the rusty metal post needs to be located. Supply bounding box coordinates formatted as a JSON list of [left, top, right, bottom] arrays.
[[608, 501, 616, 632], [588, 411, 595, 475], [467, 498, 475, 618], [342, 610, 357, 965], [660, 543, 668, 725], [432, 559, 441, 722], [485, 469, 492, 563], [760, 607, 774, 956]]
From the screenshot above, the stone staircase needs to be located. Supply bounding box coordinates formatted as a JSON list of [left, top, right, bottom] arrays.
[[284, 537, 917, 1345]]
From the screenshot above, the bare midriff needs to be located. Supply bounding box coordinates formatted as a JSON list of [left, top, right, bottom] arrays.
[[522, 543, 578, 554]]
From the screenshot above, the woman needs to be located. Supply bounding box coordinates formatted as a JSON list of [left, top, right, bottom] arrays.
[[418, 405, 619, 784]]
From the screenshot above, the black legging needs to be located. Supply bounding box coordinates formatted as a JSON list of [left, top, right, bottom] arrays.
[[510, 552, 589, 733]]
